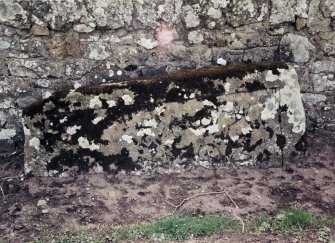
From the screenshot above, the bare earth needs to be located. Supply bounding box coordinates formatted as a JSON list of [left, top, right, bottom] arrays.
[[1, 145, 335, 242]]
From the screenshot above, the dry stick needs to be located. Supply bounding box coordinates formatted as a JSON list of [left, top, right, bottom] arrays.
[[159, 193, 178, 208], [161, 190, 238, 215], [223, 191, 245, 233], [236, 216, 245, 233], [223, 190, 239, 209], [160, 190, 245, 233]]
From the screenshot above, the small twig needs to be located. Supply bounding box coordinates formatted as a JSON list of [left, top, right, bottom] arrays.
[[159, 193, 178, 208], [160, 190, 245, 233], [223, 190, 239, 209], [235, 216, 245, 233], [160, 190, 239, 215]]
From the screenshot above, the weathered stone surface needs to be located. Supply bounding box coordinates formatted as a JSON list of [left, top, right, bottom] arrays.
[[226, 0, 268, 26], [22, 62, 306, 176], [278, 34, 315, 63], [31, 24, 49, 36], [310, 60, 335, 92], [0, 1, 28, 27], [8, 59, 64, 79], [0, 38, 11, 50], [308, 0, 332, 33], [296, 17, 307, 31], [270, 0, 307, 25], [320, 0, 335, 18]]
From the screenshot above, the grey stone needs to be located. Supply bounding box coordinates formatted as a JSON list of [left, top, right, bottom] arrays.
[[0, 111, 6, 126], [279, 34, 315, 63], [226, 0, 268, 27], [0, 128, 16, 140], [37, 199, 47, 207], [296, 17, 307, 31], [133, 0, 182, 28], [310, 73, 335, 92], [302, 93, 327, 106], [318, 32, 335, 45], [270, 0, 308, 25], [86, 42, 110, 60], [311, 60, 335, 73], [31, 24, 49, 36], [320, 0, 335, 18], [188, 31, 204, 44], [322, 43, 335, 56], [87, 0, 133, 29], [8, 60, 65, 79], [136, 37, 158, 50], [308, 0, 332, 33], [182, 4, 201, 28], [41, 209, 49, 214], [22, 62, 306, 176], [0, 38, 10, 50], [0, 1, 27, 27], [73, 24, 95, 33], [0, 0, 332, 173]]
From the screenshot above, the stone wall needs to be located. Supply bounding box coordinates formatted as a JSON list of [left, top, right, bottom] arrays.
[[0, 0, 334, 166]]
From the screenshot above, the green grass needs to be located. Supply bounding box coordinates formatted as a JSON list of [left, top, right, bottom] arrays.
[[276, 207, 315, 232], [33, 208, 335, 242], [249, 207, 327, 234], [112, 215, 238, 241]]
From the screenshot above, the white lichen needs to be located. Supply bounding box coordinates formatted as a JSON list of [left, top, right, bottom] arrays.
[[122, 95, 133, 105], [89, 96, 102, 109], [29, 137, 40, 150], [107, 100, 116, 107], [121, 135, 133, 144], [66, 125, 81, 135], [78, 137, 100, 151], [137, 128, 155, 137], [0, 128, 16, 140]]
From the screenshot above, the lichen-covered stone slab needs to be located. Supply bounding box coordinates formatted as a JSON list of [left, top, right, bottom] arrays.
[[22, 62, 306, 176]]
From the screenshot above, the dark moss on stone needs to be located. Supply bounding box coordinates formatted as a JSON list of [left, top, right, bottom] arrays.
[[76, 62, 288, 95]]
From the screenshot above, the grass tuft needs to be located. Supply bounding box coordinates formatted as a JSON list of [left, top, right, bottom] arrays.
[[276, 207, 315, 232], [249, 207, 316, 234], [112, 215, 238, 241]]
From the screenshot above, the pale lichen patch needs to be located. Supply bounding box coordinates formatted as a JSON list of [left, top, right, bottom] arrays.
[[121, 135, 133, 144], [122, 94, 134, 105], [29, 137, 40, 150], [89, 96, 102, 109], [66, 125, 81, 135], [78, 137, 100, 151]]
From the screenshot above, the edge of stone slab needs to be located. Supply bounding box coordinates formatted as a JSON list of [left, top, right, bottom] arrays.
[[22, 61, 288, 117], [76, 61, 288, 94]]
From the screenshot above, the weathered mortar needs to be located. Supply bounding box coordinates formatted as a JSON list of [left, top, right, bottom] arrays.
[[0, 0, 334, 168], [22, 62, 306, 176]]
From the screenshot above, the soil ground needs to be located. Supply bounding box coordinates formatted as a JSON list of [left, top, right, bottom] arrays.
[[1, 147, 335, 243]]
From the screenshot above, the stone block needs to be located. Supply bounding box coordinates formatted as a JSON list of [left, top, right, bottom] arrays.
[[22, 62, 306, 176]]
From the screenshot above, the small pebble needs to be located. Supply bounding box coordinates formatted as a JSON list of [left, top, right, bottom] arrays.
[[37, 199, 47, 207], [42, 209, 49, 214], [217, 58, 227, 66]]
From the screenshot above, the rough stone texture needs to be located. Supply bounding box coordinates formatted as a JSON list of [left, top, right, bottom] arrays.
[[278, 34, 315, 63], [0, 0, 334, 173], [22, 62, 306, 176]]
